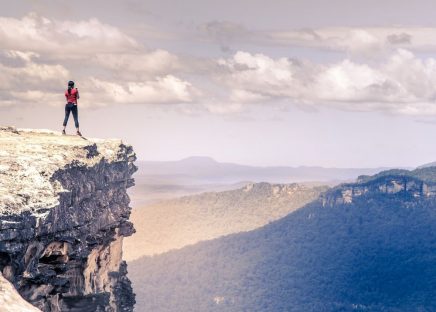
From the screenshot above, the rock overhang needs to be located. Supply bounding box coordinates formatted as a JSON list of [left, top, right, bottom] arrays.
[[0, 127, 136, 216], [0, 126, 137, 311]]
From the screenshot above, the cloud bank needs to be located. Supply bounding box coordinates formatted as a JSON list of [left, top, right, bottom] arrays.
[[0, 13, 194, 108], [217, 49, 436, 115], [2, 12, 436, 116], [200, 21, 436, 55]]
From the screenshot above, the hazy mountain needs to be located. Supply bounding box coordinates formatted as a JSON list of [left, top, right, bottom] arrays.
[[130, 167, 436, 312], [127, 179, 248, 206], [129, 157, 390, 205], [417, 161, 436, 169], [124, 182, 327, 261], [136, 157, 390, 184]]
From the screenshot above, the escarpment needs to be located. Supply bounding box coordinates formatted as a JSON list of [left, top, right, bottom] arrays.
[[0, 127, 136, 311], [131, 166, 436, 312], [322, 167, 436, 206]]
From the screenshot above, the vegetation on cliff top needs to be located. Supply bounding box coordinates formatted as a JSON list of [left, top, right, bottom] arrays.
[[357, 166, 436, 184]]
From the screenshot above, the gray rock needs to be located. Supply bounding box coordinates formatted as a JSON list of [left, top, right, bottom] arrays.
[[0, 127, 137, 311], [322, 171, 436, 207]]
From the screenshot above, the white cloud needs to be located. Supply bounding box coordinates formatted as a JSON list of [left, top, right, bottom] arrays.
[[200, 23, 436, 55], [3, 50, 40, 62], [4, 12, 436, 116], [0, 13, 139, 55], [0, 13, 194, 107], [0, 49, 189, 107], [9, 90, 62, 106], [87, 75, 196, 105], [92, 50, 181, 79], [0, 51, 69, 96], [267, 27, 436, 56], [0, 13, 182, 78], [217, 51, 311, 101], [217, 49, 436, 115]]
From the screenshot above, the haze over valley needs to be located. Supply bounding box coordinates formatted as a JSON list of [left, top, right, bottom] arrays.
[[130, 165, 436, 312], [128, 156, 390, 206], [3, 1, 436, 311], [125, 156, 389, 260], [124, 181, 327, 261]]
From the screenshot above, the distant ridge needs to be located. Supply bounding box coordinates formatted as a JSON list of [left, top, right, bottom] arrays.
[[130, 166, 436, 311], [136, 156, 391, 184], [418, 161, 436, 169], [178, 156, 219, 164]]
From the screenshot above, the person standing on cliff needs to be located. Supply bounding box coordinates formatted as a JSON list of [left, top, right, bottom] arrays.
[[62, 80, 82, 136]]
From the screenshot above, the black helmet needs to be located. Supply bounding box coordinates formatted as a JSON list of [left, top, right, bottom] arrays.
[[68, 81, 75, 87]]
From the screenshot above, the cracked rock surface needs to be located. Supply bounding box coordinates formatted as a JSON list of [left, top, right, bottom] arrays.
[[0, 127, 136, 311]]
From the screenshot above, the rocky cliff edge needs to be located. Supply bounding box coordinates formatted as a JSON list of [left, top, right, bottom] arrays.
[[0, 127, 137, 311]]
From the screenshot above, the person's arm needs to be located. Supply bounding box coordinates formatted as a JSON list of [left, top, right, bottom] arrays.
[[76, 88, 80, 100]]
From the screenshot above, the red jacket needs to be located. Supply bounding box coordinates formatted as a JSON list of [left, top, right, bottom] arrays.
[[65, 88, 79, 104]]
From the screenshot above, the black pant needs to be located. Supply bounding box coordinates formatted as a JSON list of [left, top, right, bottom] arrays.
[[63, 103, 79, 128]]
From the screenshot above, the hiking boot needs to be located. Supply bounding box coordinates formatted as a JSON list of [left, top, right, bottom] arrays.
[[76, 131, 82, 136], [62, 130, 66, 135]]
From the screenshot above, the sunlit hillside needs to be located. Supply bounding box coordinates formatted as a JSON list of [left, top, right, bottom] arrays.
[[124, 182, 327, 261], [130, 167, 436, 311]]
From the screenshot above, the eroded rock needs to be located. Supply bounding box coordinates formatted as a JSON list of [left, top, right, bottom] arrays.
[[0, 127, 136, 311]]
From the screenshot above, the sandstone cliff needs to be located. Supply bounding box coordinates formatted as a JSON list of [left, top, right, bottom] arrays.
[[322, 167, 436, 206], [0, 127, 136, 311]]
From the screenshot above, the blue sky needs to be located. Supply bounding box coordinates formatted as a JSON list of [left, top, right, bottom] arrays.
[[1, 0, 436, 167]]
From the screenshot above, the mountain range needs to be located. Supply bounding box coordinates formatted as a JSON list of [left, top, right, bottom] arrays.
[[136, 156, 391, 184], [129, 157, 392, 205], [129, 166, 436, 312]]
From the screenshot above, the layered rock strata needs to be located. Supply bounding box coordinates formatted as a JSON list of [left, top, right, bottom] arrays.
[[322, 169, 436, 206], [0, 127, 136, 311]]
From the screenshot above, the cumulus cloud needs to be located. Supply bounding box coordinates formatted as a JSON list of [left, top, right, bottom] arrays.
[[0, 12, 181, 75], [92, 50, 181, 80], [267, 27, 436, 56], [87, 75, 196, 106], [0, 13, 139, 55], [199, 22, 436, 56], [0, 13, 197, 107], [217, 51, 315, 101], [217, 49, 436, 115], [0, 48, 194, 107], [0, 51, 69, 106], [4, 12, 436, 116]]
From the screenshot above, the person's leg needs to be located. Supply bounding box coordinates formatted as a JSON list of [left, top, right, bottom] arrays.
[[63, 104, 72, 132], [72, 105, 81, 135]]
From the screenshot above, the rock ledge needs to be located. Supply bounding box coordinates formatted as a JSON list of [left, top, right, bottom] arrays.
[[0, 127, 136, 311]]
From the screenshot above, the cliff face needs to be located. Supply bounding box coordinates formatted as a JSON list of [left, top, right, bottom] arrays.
[[322, 172, 436, 207], [0, 127, 136, 311]]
